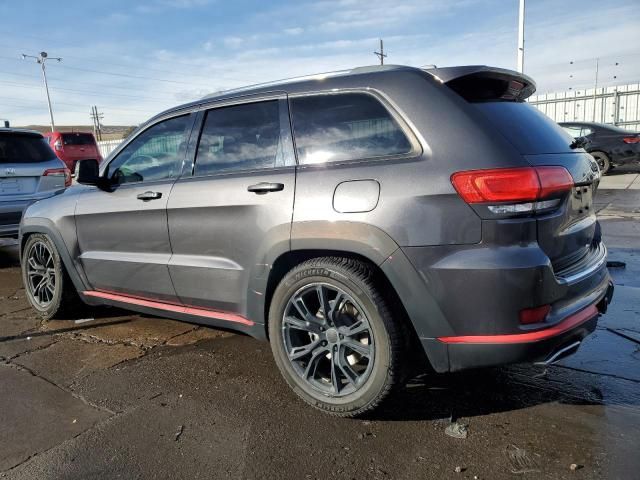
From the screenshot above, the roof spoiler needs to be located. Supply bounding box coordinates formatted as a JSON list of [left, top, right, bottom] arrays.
[[423, 65, 536, 102]]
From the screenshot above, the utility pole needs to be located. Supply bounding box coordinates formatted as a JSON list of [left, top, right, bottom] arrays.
[[592, 57, 599, 122], [90, 106, 104, 141], [21, 51, 62, 132], [374, 39, 387, 65], [517, 0, 525, 73]]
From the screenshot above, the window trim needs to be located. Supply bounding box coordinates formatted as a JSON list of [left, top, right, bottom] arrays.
[[100, 111, 197, 186], [187, 94, 296, 179], [287, 88, 423, 168]]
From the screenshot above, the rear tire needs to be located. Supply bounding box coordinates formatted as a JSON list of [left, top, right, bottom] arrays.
[[591, 151, 611, 175], [21, 233, 85, 320], [268, 257, 407, 417]]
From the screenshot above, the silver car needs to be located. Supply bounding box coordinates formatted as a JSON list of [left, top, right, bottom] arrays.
[[0, 128, 70, 238]]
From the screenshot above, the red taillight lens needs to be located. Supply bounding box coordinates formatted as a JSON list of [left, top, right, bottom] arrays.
[[451, 166, 573, 204], [622, 136, 640, 144], [43, 168, 72, 187], [519, 304, 551, 325]]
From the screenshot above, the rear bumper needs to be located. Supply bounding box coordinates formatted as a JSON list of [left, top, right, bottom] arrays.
[[380, 241, 614, 373], [433, 287, 612, 371], [1, 192, 59, 238]]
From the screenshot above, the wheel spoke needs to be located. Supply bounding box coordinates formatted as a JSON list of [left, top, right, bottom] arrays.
[[328, 292, 345, 324], [289, 338, 321, 360], [330, 350, 341, 393], [293, 296, 314, 322], [344, 319, 368, 337], [343, 338, 371, 357], [316, 285, 331, 319], [303, 346, 327, 380], [336, 347, 359, 386]]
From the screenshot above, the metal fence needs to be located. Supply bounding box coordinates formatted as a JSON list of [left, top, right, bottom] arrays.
[[96, 139, 123, 158], [529, 82, 640, 131]]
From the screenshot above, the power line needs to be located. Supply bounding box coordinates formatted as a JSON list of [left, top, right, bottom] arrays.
[[0, 79, 183, 104], [0, 54, 216, 89], [0, 70, 194, 97]]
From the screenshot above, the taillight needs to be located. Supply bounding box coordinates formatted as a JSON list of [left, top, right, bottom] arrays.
[[53, 139, 63, 151], [451, 166, 573, 214], [519, 304, 551, 325], [622, 136, 640, 144], [43, 168, 72, 188]]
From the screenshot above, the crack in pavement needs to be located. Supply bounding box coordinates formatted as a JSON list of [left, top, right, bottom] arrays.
[[0, 405, 132, 476], [550, 363, 640, 384], [2, 359, 116, 416]]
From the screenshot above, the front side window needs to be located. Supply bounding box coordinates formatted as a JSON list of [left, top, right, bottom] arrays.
[[290, 93, 413, 165], [194, 100, 291, 176], [108, 114, 190, 184]]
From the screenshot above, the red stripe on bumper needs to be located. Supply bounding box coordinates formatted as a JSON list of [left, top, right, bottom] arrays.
[[437, 304, 598, 344], [82, 290, 254, 326]]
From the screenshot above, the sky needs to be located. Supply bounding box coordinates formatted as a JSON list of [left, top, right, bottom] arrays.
[[0, 0, 639, 126]]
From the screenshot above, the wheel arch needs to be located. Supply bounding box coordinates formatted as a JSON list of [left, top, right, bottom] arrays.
[[261, 248, 428, 370], [20, 218, 90, 294]]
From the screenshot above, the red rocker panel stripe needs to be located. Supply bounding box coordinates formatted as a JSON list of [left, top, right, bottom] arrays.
[[437, 304, 598, 344], [83, 290, 254, 326]]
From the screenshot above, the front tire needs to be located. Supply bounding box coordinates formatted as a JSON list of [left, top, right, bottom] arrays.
[[268, 257, 407, 417], [21, 233, 84, 320]]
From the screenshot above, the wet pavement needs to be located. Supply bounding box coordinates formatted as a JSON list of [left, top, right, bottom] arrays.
[[1, 172, 639, 479]]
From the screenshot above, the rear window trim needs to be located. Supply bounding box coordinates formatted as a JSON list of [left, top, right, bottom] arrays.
[[287, 88, 423, 168]]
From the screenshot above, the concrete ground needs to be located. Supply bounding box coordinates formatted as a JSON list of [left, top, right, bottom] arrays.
[[1, 170, 639, 479]]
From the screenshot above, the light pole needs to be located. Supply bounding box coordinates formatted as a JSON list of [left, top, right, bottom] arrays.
[[517, 0, 526, 73], [21, 51, 62, 132]]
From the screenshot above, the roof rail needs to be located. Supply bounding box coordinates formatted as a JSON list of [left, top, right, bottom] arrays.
[[201, 64, 406, 99]]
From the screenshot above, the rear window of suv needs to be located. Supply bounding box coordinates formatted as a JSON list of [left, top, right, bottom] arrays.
[[473, 102, 575, 155], [290, 92, 413, 165], [0, 134, 55, 163], [62, 133, 95, 146]]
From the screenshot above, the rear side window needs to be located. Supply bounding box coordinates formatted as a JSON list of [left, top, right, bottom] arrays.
[[474, 102, 575, 154], [290, 93, 413, 165], [194, 100, 293, 176], [562, 126, 583, 138], [0, 134, 54, 163], [62, 133, 95, 146]]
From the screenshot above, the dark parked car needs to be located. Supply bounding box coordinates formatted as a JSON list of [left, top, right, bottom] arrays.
[[1, 128, 70, 238], [20, 65, 613, 416], [559, 121, 640, 174]]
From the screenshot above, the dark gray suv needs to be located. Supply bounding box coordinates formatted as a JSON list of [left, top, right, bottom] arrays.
[[20, 65, 614, 416]]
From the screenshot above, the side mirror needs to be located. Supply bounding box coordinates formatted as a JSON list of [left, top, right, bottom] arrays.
[[76, 159, 100, 185]]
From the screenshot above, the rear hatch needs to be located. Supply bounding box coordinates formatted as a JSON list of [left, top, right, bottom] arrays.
[[61, 133, 99, 162], [0, 132, 67, 198], [432, 66, 601, 275]]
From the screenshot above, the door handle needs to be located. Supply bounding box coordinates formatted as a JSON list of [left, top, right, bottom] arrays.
[[247, 182, 284, 194], [137, 191, 162, 201]]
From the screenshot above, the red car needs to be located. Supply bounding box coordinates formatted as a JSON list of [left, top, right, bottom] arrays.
[[43, 131, 103, 173]]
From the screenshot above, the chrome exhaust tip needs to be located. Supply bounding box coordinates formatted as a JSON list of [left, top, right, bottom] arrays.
[[535, 341, 581, 366]]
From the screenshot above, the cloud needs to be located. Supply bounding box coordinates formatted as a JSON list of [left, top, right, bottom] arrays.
[[284, 27, 304, 35]]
